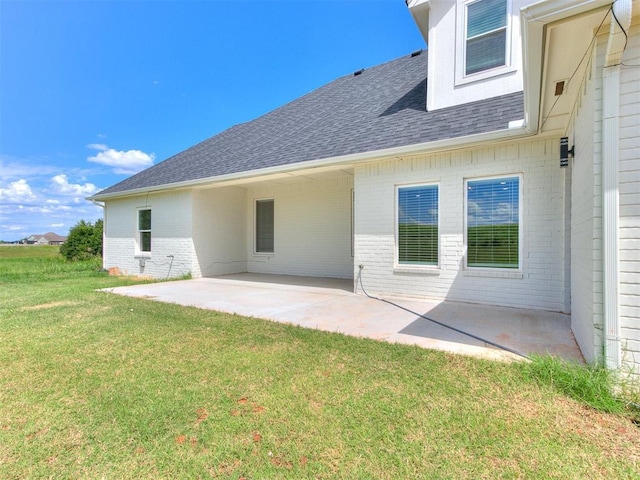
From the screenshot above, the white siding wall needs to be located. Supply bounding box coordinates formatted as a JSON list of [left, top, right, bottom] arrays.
[[354, 138, 569, 311], [570, 24, 640, 380], [570, 48, 601, 365], [619, 23, 640, 379], [103, 190, 195, 278], [246, 176, 354, 279], [421, 0, 536, 111], [192, 186, 247, 277]]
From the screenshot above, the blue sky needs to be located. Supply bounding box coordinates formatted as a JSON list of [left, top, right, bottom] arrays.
[[0, 0, 424, 241]]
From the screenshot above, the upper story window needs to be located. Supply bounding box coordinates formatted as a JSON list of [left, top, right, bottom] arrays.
[[456, 0, 511, 84], [465, 0, 507, 75]]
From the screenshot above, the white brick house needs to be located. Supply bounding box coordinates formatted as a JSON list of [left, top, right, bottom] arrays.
[[90, 0, 640, 381]]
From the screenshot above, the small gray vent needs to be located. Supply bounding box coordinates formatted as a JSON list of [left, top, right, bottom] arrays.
[[353, 68, 364, 77]]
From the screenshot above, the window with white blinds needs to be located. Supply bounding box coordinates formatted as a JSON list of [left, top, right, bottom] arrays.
[[255, 199, 274, 253], [397, 184, 439, 265], [465, 0, 508, 75], [466, 176, 520, 269], [138, 208, 151, 253]]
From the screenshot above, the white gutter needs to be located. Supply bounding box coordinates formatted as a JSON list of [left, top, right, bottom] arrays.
[[602, 0, 632, 370], [88, 124, 531, 201]]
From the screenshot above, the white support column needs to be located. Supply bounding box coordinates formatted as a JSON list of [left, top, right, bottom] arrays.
[[602, 64, 621, 370]]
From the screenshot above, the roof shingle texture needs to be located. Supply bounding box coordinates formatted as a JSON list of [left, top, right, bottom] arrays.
[[98, 51, 523, 196]]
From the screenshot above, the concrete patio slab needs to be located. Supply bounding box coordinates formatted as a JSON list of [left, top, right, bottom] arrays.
[[102, 274, 583, 363]]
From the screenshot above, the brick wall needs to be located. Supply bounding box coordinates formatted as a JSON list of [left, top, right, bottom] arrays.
[[354, 138, 570, 311], [246, 175, 354, 279], [192, 186, 247, 277], [104, 190, 195, 278]]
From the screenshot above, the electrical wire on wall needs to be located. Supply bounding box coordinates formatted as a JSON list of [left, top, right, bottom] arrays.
[[143, 256, 189, 279], [357, 266, 530, 360], [539, 5, 613, 132], [610, 0, 640, 68]]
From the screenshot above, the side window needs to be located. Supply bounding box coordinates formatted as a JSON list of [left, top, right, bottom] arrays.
[[397, 184, 439, 266], [457, 0, 510, 83], [138, 208, 151, 253], [255, 199, 274, 253], [465, 176, 520, 269]]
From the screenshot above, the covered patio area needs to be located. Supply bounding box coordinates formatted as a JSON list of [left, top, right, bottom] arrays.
[[104, 273, 583, 363]]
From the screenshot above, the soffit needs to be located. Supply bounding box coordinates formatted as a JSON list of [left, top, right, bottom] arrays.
[[538, 7, 611, 134]]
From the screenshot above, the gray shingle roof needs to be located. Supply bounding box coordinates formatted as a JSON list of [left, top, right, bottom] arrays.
[[97, 51, 523, 197]]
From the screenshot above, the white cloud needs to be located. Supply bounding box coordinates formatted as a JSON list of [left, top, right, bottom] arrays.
[[0, 179, 37, 203], [0, 162, 58, 180], [494, 202, 515, 219], [467, 200, 481, 216], [0, 147, 114, 240], [87, 145, 154, 174], [50, 174, 99, 196], [87, 143, 108, 151], [1, 155, 97, 181]]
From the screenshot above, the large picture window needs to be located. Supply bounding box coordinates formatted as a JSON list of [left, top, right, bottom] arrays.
[[397, 184, 439, 266], [465, 176, 520, 269], [138, 208, 151, 253], [465, 0, 508, 75], [255, 199, 274, 253]]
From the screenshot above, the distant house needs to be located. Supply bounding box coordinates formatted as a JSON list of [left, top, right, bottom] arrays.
[[26, 232, 67, 245], [90, 0, 640, 382]]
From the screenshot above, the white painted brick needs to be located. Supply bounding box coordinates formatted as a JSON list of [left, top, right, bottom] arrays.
[[192, 186, 247, 277], [354, 137, 569, 312], [104, 191, 195, 279], [245, 176, 353, 279]]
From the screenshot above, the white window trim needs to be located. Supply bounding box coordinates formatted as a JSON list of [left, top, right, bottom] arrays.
[[455, 0, 514, 86], [135, 206, 152, 258], [394, 182, 440, 271], [351, 189, 355, 259], [253, 197, 275, 255], [463, 173, 523, 272]]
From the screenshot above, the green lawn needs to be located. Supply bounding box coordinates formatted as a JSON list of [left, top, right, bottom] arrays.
[[1, 246, 639, 478]]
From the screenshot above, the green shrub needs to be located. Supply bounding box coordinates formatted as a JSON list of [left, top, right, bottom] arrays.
[[59, 219, 103, 261]]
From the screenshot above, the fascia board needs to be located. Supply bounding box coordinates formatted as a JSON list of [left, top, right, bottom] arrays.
[[522, 0, 611, 23], [88, 125, 531, 201]]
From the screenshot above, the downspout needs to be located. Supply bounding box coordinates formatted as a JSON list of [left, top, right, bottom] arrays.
[[602, 0, 632, 370]]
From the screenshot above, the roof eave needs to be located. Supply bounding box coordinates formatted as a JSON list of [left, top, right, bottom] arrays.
[[88, 125, 532, 201], [521, 0, 613, 133]]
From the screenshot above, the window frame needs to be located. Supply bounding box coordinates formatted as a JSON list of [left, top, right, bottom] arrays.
[[455, 0, 513, 86], [395, 182, 440, 269], [351, 189, 355, 258], [137, 207, 152, 256], [254, 198, 275, 254], [464, 174, 522, 271]]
